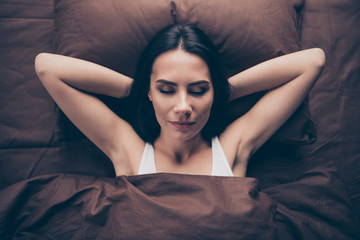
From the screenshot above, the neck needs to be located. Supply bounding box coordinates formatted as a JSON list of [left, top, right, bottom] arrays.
[[154, 133, 209, 163]]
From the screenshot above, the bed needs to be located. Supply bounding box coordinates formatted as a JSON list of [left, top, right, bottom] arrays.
[[0, 0, 359, 239]]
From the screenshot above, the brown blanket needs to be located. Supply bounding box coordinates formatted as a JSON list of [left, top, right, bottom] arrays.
[[0, 163, 359, 239], [1, 0, 360, 239]]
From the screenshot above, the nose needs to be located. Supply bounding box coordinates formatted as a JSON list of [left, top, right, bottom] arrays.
[[174, 92, 192, 116]]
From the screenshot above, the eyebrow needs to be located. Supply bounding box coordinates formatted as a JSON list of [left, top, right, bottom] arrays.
[[155, 79, 210, 86]]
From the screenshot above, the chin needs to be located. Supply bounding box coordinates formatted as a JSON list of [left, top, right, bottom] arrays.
[[170, 129, 203, 142], [159, 122, 206, 142]]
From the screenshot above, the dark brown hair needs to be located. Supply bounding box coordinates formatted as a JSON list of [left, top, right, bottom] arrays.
[[129, 24, 229, 143]]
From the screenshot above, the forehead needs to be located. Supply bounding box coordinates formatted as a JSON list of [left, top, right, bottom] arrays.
[[151, 50, 211, 83]]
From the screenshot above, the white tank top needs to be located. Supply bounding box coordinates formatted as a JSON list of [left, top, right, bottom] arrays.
[[138, 137, 234, 177]]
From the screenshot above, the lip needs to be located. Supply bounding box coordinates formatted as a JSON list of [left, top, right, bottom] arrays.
[[169, 121, 195, 130]]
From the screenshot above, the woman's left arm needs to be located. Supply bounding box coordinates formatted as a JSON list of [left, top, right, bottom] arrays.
[[222, 48, 325, 176], [229, 48, 325, 101]]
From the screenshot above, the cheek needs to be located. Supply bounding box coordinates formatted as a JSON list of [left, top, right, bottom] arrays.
[[150, 96, 171, 123], [195, 96, 214, 121]]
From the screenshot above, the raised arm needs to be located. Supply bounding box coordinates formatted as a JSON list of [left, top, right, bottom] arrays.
[[35, 53, 133, 98], [228, 48, 325, 100], [35, 53, 144, 175], [221, 48, 325, 176]]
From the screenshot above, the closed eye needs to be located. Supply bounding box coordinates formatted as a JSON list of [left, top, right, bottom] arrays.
[[189, 88, 207, 95], [159, 88, 175, 94], [188, 86, 209, 96], [155, 79, 211, 96], [157, 85, 176, 94], [155, 79, 176, 94]]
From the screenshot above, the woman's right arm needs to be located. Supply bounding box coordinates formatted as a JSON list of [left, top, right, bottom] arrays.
[[35, 53, 144, 175]]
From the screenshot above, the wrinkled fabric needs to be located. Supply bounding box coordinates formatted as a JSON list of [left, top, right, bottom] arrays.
[[1, 163, 359, 239], [0, 174, 278, 239], [0, 0, 360, 238]]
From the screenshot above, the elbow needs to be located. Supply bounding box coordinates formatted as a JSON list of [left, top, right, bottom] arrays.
[[303, 48, 325, 85], [312, 48, 326, 70], [34, 53, 52, 81], [311, 48, 326, 86]]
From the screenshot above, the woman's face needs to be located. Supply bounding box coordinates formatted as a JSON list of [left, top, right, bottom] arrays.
[[149, 50, 214, 142]]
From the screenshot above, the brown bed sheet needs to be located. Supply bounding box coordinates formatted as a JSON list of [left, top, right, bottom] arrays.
[[0, 174, 278, 239], [0, 164, 359, 239], [300, 0, 360, 217], [0, 0, 360, 238], [0, 0, 117, 189]]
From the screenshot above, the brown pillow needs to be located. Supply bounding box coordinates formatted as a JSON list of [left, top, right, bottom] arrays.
[[54, 0, 174, 77], [173, 0, 304, 75], [54, 0, 316, 144]]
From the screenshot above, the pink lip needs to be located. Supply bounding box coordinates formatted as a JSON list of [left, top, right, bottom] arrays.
[[169, 121, 195, 130]]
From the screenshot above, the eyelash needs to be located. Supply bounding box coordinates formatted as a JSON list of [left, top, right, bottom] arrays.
[[159, 89, 175, 94], [189, 88, 207, 95], [158, 88, 208, 96]]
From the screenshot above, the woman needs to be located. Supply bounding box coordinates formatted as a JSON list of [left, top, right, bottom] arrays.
[[35, 24, 325, 177]]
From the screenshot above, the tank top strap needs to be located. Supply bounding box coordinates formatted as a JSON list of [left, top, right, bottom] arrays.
[[138, 138, 234, 176], [211, 137, 234, 177], [138, 142, 157, 175]]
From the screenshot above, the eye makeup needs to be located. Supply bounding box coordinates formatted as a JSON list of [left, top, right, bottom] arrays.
[[188, 86, 209, 96], [158, 86, 175, 94], [155, 79, 211, 96]]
